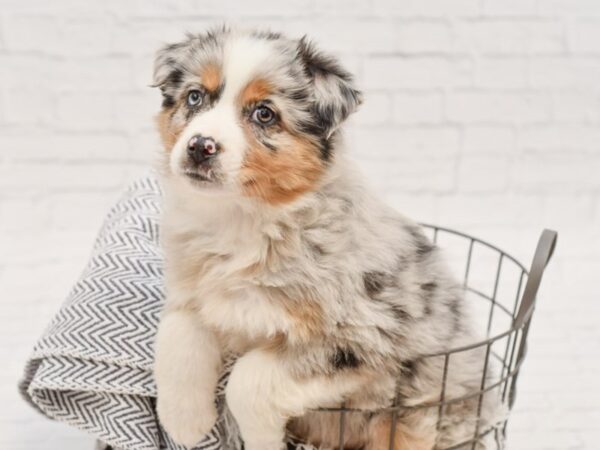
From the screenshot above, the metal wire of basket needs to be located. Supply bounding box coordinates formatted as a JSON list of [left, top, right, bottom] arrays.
[[319, 226, 558, 450]]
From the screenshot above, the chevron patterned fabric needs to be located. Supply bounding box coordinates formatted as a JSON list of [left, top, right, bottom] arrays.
[[19, 175, 317, 450]]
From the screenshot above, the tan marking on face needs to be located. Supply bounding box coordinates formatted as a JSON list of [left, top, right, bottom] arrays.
[[239, 78, 273, 106], [156, 108, 184, 152], [239, 133, 325, 205], [201, 64, 222, 92]]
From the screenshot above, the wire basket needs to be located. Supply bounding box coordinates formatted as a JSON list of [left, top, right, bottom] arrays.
[[317, 226, 558, 450], [95, 227, 557, 450]]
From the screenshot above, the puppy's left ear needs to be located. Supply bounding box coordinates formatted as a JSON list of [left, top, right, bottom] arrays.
[[297, 37, 363, 138]]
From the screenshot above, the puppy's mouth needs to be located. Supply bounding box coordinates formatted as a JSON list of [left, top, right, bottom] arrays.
[[185, 170, 211, 182], [182, 167, 221, 186]]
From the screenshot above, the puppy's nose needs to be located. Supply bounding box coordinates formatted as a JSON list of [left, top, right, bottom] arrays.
[[186, 135, 219, 163]]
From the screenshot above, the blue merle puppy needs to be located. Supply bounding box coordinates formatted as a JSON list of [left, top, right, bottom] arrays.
[[152, 27, 502, 450]]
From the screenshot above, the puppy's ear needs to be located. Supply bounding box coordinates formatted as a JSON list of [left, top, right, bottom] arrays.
[[297, 37, 362, 138], [151, 41, 188, 108]]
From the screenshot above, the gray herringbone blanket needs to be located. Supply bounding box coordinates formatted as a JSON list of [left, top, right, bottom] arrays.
[[20, 175, 314, 450]]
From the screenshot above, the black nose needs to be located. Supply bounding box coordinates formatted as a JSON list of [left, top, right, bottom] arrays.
[[187, 135, 219, 164]]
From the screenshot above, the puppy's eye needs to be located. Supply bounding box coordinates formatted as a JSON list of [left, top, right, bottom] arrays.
[[252, 105, 276, 125], [187, 90, 203, 107]]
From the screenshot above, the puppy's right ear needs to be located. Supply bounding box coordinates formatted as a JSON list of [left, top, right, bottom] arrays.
[[152, 42, 188, 108]]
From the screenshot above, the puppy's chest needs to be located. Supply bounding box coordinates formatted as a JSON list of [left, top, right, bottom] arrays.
[[190, 247, 309, 346], [170, 223, 347, 347]]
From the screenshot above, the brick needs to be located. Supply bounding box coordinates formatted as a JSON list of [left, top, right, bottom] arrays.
[[455, 20, 565, 55], [0, 161, 133, 192], [0, 16, 5, 51], [463, 126, 516, 154], [113, 92, 158, 133], [0, 196, 50, 233], [360, 154, 457, 193], [0, 228, 96, 265], [569, 18, 600, 54], [59, 18, 114, 55], [395, 20, 455, 53], [371, 0, 480, 16], [132, 54, 157, 88], [475, 57, 529, 88], [1, 0, 110, 16], [455, 20, 528, 54], [545, 225, 600, 259], [0, 90, 5, 126], [352, 92, 392, 126], [481, 0, 538, 16], [56, 92, 115, 130], [0, 54, 62, 89], [313, 0, 373, 16], [528, 20, 566, 54], [392, 91, 444, 124], [530, 57, 600, 89], [512, 152, 600, 193], [292, 19, 397, 54], [384, 194, 438, 223], [47, 192, 118, 231], [538, 0, 600, 15], [3, 87, 55, 126], [351, 126, 461, 159], [0, 134, 132, 161], [519, 125, 600, 153], [2, 15, 61, 53], [110, 0, 195, 18], [446, 91, 552, 123], [456, 154, 510, 193], [220, 0, 314, 17], [437, 194, 546, 227], [551, 91, 600, 124], [0, 260, 86, 308], [57, 57, 134, 92], [562, 260, 600, 300], [5, 11, 113, 56], [363, 57, 473, 89], [111, 19, 215, 57], [128, 128, 165, 162]]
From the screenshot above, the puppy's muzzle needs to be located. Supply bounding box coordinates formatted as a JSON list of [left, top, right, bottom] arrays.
[[187, 135, 220, 164]]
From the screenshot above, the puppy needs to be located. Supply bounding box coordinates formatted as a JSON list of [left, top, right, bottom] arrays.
[[153, 28, 500, 450]]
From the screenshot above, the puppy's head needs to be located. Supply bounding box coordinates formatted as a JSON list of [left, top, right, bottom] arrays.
[[153, 28, 361, 205]]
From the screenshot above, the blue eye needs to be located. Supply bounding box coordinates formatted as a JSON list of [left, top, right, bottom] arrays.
[[187, 90, 203, 107], [252, 105, 276, 125]]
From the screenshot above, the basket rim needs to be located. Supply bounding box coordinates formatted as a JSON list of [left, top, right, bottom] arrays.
[[420, 223, 528, 273]]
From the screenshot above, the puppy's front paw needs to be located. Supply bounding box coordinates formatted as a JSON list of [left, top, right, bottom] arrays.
[[157, 393, 218, 449]]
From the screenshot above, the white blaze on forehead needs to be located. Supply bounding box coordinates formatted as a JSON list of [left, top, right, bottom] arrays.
[[221, 34, 277, 101]]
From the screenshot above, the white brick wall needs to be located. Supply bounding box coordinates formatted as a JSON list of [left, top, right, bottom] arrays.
[[0, 1, 598, 448]]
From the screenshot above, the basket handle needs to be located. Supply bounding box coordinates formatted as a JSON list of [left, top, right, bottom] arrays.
[[514, 229, 558, 329], [509, 229, 557, 408]]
